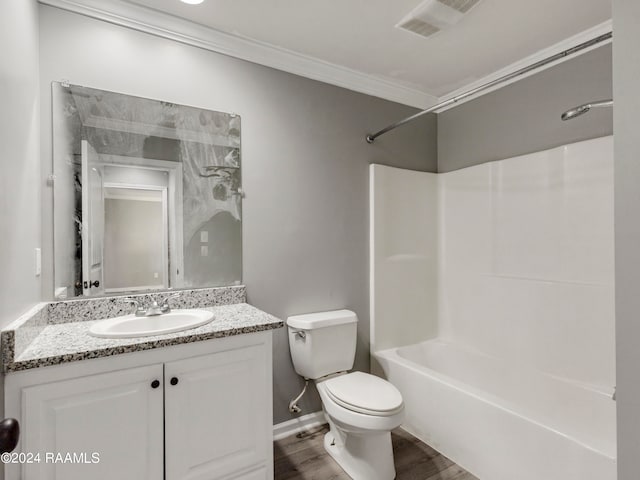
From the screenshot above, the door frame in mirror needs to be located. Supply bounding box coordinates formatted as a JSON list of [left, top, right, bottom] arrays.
[[102, 183, 169, 294], [95, 154, 184, 294]]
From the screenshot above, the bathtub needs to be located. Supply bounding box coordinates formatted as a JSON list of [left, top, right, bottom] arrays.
[[374, 339, 616, 480]]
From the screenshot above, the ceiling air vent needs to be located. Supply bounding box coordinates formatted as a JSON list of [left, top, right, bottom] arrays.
[[396, 0, 482, 39], [437, 0, 482, 13], [397, 18, 441, 38]]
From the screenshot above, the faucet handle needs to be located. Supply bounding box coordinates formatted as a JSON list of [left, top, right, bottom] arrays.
[[124, 298, 145, 316], [160, 293, 181, 312]]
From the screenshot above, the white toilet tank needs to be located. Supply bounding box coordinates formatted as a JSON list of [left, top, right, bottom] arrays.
[[287, 310, 357, 379]]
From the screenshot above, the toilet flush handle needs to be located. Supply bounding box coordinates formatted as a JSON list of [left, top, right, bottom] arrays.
[[292, 330, 307, 340]]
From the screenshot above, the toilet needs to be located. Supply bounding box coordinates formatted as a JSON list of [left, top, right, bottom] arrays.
[[287, 310, 405, 480]]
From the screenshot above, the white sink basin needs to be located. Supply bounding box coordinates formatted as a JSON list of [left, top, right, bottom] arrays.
[[89, 309, 214, 338]]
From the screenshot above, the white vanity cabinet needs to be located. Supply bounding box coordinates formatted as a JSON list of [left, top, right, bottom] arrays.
[[22, 364, 164, 480], [4, 331, 274, 480], [165, 343, 270, 480]]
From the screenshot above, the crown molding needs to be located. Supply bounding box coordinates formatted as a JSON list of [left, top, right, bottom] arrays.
[[38, 0, 439, 109], [37, 0, 611, 114], [435, 20, 613, 112]]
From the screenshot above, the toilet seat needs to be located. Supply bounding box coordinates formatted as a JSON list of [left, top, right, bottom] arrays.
[[323, 372, 404, 417]]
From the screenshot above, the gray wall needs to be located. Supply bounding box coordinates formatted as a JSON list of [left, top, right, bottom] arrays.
[[437, 45, 613, 172], [0, 0, 41, 328], [613, 1, 640, 478], [38, 5, 437, 424], [0, 0, 41, 324], [0, 3, 40, 478]]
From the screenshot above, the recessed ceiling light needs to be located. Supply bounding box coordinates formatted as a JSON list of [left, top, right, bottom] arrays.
[[180, 0, 204, 5]]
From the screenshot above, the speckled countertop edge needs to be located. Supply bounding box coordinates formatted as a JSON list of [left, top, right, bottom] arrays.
[[5, 303, 283, 373], [2, 286, 284, 373], [1, 303, 49, 371]]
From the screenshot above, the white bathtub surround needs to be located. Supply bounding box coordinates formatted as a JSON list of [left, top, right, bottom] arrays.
[[439, 137, 615, 387], [369, 136, 615, 480], [369, 166, 439, 353]]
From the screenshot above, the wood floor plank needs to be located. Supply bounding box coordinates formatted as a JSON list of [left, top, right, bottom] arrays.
[[274, 425, 329, 459], [392, 428, 454, 480], [273, 424, 479, 480], [425, 463, 478, 480]]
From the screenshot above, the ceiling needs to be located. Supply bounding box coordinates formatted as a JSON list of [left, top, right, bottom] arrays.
[[122, 0, 611, 102]]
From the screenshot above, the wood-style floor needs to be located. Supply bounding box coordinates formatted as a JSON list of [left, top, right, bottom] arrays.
[[274, 424, 479, 480]]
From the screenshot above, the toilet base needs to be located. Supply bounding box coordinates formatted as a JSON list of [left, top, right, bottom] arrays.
[[323, 423, 396, 480]]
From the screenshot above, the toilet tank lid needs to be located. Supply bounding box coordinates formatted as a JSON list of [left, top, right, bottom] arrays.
[[287, 309, 357, 330]]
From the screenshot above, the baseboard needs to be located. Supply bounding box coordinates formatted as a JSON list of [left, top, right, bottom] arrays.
[[273, 411, 325, 441]]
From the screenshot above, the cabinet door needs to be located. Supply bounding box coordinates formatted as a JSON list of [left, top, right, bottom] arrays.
[[165, 344, 271, 480], [21, 364, 164, 480]]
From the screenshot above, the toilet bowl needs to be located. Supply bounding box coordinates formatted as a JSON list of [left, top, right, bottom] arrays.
[[316, 372, 405, 480], [287, 310, 405, 480]]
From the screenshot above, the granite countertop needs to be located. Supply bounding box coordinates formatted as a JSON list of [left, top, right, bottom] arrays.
[[2, 287, 284, 373]]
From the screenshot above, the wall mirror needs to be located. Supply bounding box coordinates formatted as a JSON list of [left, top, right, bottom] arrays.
[[52, 83, 242, 298]]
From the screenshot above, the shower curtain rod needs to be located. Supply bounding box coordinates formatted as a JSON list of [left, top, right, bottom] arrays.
[[365, 31, 612, 144]]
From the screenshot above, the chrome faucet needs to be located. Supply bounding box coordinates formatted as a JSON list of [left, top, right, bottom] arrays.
[[128, 293, 181, 317], [143, 300, 165, 316], [125, 299, 145, 317]]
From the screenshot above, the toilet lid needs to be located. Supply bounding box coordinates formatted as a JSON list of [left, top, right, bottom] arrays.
[[323, 372, 404, 416]]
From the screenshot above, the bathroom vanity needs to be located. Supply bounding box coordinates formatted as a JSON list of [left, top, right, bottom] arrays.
[[1, 286, 283, 480], [1, 80, 279, 480]]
